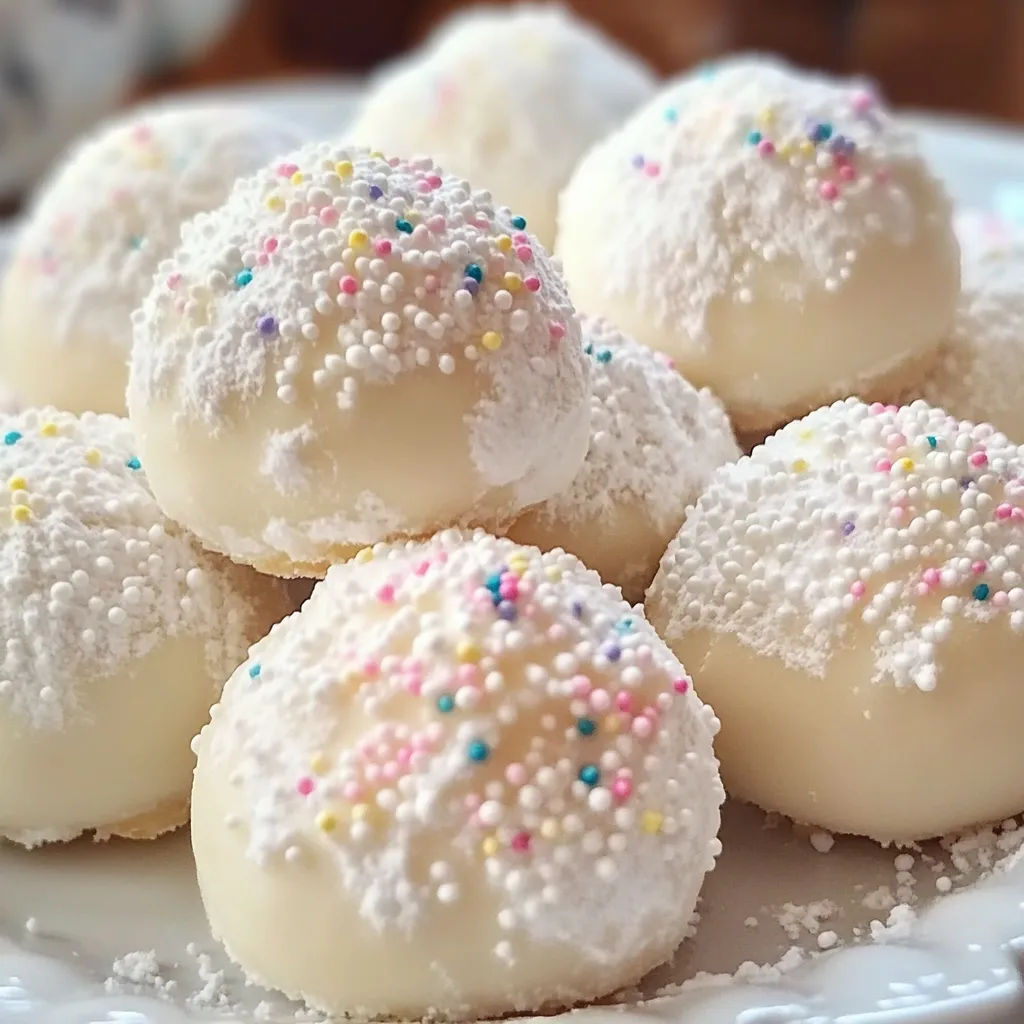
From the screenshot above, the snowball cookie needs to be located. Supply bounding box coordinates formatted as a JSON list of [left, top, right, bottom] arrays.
[[647, 398, 1024, 842], [346, 4, 655, 249], [191, 529, 724, 1019], [507, 318, 739, 603], [902, 240, 1024, 443], [0, 104, 300, 416], [0, 408, 291, 849], [128, 145, 590, 578], [558, 60, 960, 435]]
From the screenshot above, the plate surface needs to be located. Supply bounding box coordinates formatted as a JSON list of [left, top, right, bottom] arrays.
[[3, 83, 1024, 1024]]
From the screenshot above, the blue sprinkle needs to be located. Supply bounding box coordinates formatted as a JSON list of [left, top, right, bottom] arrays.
[[368, 185, 384, 200], [3, 431, 22, 446], [234, 268, 253, 288], [395, 218, 413, 234], [578, 764, 600, 786], [464, 263, 483, 283], [468, 740, 490, 763], [125, 456, 141, 471], [248, 663, 261, 679], [576, 717, 597, 737], [511, 215, 527, 230], [973, 583, 991, 601], [437, 694, 455, 713]]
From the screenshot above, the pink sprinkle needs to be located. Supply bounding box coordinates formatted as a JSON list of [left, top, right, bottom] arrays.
[[996, 503, 1014, 520], [643, 162, 661, 177], [416, 180, 432, 193], [425, 174, 442, 189], [277, 162, 298, 178], [524, 276, 541, 292], [515, 245, 533, 262], [850, 580, 867, 598], [1013, 508, 1024, 522], [340, 275, 359, 295], [851, 90, 874, 115], [264, 237, 278, 253], [549, 321, 566, 341], [364, 765, 380, 784], [510, 831, 531, 852], [915, 582, 930, 597], [875, 458, 892, 472], [342, 781, 363, 801], [464, 793, 481, 811], [875, 168, 890, 184], [673, 678, 690, 694], [615, 691, 633, 713], [166, 272, 182, 289], [632, 716, 653, 739], [869, 402, 886, 414], [411, 732, 432, 752], [757, 139, 775, 157], [512, 232, 529, 244], [612, 777, 633, 801], [296, 777, 314, 796], [376, 584, 395, 603], [970, 451, 988, 467], [404, 677, 422, 696], [972, 560, 988, 575], [545, 622, 566, 641], [994, 591, 1010, 607], [457, 664, 480, 686], [374, 238, 392, 256], [396, 746, 412, 766], [382, 761, 400, 781], [424, 274, 439, 293], [819, 180, 839, 201], [414, 559, 431, 576], [257, 253, 269, 266], [362, 659, 379, 677], [505, 763, 527, 786], [132, 124, 152, 142], [590, 688, 611, 712], [922, 568, 940, 587], [320, 206, 339, 225], [388, 157, 400, 167], [571, 674, 593, 697], [499, 580, 519, 601], [425, 721, 444, 743], [839, 164, 856, 182]]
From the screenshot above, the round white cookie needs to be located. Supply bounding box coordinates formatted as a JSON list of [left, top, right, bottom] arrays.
[[0, 104, 300, 415], [346, 3, 655, 249], [508, 318, 739, 602], [647, 398, 1024, 841], [191, 530, 723, 1019], [0, 408, 290, 848], [128, 144, 591, 577], [558, 59, 960, 435]]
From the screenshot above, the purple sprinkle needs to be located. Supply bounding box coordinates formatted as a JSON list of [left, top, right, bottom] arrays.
[[571, 600, 584, 619], [631, 154, 645, 169], [841, 521, 855, 536], [257, 315, 278, 336], [462, 277, 479, 296], [603, 643, 622, 663], [368, 185, 384, 200], [497, 601, 518, 622]]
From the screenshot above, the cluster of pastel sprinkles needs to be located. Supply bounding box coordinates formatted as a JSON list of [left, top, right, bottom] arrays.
[[0, 409, 254, 728], [138, 146, 573, 421], [230, 532, 717, 932], [660, 398, 1024, 693]]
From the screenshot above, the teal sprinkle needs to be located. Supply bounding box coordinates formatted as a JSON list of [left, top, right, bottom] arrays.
[[464, 263, 483, 283], [3, 431, 21, 446], [664, 107, 678, 123], [578, 764, 600, 786], [747, 130, 762, 145], [128, 235, 144, 251], [576, 718, 597, 737], [437, 694, 455, 713], [395, 218, 413, 234], [468, 740, 490, 763], [926, 436, 938, 449], [583, 342, 593, 355], [973, 583, 991, 601], [248, 663, 261, 678], [511, 215, 527, 230], [125, 456, 141, 471], [615, 618, 634, 634], [595, 349, 613, 364], [234, 268, 253, 288]]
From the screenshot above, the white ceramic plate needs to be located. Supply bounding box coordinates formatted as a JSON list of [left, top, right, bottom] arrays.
[[3, 84, 1024, 1024]]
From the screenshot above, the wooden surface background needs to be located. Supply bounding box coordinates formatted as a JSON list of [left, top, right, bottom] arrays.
[[138, 0, 1024, 125]]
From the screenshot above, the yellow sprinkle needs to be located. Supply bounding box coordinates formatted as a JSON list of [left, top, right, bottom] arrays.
[[496, 235, 513, 252], [309, 753, 328, 775], [481, 836, 499, 857], [7, 476, 25, 492], [791, 458, 809, 473], [777, 142, 792, 158], [481, 331, 502, 351], [335, 160, 354, 178], [758, 107, 775, 125], [539, 819, 560, 840], [641, 810, 664, 835], [898, 458, 914, 472], [603, 715, 621, 734], [348, 229, 369, 249], [10, 505, 31, 523], [798, 428, 814, 441], [456, 640, 481, 663], [503, 272, 522, 293], [507, 558, 529, 577], [84, 448, 101, 466], [290, 171, 304, 185], [354, 547, 374, 564], [315, 810, 337, 833], [369, 150, 384, 159], [799, 140, 815, 156], [351, 803, 369, 821], [545, 566, 562, 581], [40, 423, 57, 437], [266, 195, 284, 212]]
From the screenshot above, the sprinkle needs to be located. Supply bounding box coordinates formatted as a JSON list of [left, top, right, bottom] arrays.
[[340, 275, 359, 295], [576, 717, 597, 736], [467, 740, 490, 763], [510, 831, 531, 852], [348, 229, 369, 249], [464, 263, 483, 283], [819, 181, 839, 202], [10, 504, 31, 523], [7, 475, 25, 491], [481, 836, 499, 857], [335, 160, 354, 177], [248, 663, 261, 678], [395, 218, 413, 234], [510, 216, 527, 230], [376, 584, 396, 604], [791, 458, 808, 473], [456, 640, 482, 662], [481, 331, 502, 351], [315, 810, 337, 832], [437, 694, 455, 713], [973, 583, 991, 601], [40, 423, 58, 438], [746, 130, 762, 145], [578, 764, 600, 786], [265, 195, 284, 212], [234, 269, 253, 288], [368, 185, 384, 200], [296, 777, 314, 796], [641, 810, 664, 834], [503, 272, 522, 292], [257, 315, 278, 336]]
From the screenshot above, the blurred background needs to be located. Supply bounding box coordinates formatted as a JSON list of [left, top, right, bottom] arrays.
[[3, 0, 1024, 210]]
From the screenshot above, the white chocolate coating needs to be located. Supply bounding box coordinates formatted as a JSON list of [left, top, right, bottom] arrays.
[[346, 3, 656, 249], [191, 530, 723, 1019], [647, 398, 1024, 841], [128, 145, 591, 577], [0, 105, 300, 416], [0, 408, 290, 848], [902, 236, 1024, 441], [507, 319, 739, 602], [557, 59, 960, 434]]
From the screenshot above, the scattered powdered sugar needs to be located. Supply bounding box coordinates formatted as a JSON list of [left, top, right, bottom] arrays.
[[775, 900, 839, 940], [12, 104, 300, 351], [0, 408, 275, 730], [106, 950, 177, 996], [260, 423, 317, 496], [559, 57, 952, 347], [522, 318, 739, 534], [652, 398, 1024, 692], [809, 830, 835, 854]]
